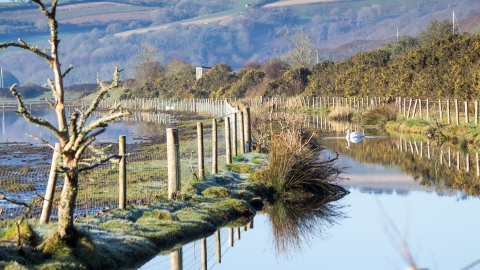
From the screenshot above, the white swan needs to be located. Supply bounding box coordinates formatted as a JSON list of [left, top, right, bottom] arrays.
[[345, 127, 365, 139]]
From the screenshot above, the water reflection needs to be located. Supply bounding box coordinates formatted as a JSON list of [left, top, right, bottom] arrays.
[[265, 193, 347, 257], [324, 136, 480, 197]]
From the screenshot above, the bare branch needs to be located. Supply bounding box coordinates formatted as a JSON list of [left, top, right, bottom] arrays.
[[74, 127, 106, 161], [78, 154, 121, 172], [0, 41, 52, 61], [62, 64, 73, 78], [64, 112, 80, 151], [74, 110, 130, 151], [45, 97, 55, 109], [26, 133, 55, 150], [10, 84, 65, 140], [31, 0, 50, 17]]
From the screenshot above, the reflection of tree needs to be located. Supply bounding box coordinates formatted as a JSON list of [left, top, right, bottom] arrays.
[[265, 191, 347, 257], [324, 138, 480, 196]]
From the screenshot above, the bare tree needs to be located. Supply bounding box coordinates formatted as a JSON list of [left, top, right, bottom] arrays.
[[278, 26, 314, 68], [0, 0, 130, 245]]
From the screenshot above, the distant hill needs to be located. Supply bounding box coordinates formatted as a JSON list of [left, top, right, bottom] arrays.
[[1, 0, 480, 87]]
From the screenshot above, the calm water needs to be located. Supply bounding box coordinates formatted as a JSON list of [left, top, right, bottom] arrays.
[[141, 136, 480, 270], [0, 108, 171, 144]]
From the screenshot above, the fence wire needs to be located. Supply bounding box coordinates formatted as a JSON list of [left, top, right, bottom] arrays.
[[1, 100, 238, 220]]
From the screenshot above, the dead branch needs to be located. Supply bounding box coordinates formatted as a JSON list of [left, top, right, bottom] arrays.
[[78, 154, 121, 172]]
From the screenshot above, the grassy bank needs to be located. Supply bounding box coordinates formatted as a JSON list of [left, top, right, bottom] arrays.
[[385, 117, 480, 150], [0, 153, 268, 269]]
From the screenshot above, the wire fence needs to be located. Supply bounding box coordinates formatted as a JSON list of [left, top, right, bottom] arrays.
[[0, 99, 249, 220]]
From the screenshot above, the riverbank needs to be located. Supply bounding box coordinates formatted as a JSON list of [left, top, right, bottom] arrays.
[[0, 152, 269, 269], [385, 118, 480, 151]]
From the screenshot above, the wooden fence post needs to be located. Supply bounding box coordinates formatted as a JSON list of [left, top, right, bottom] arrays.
[[216, 230, 221, 263], [197, 122, 204, 179], [439, 99, 443, 123], [229, 228, 234, 247], [167, 128, 180, 199], [465, 100, 469, 124], [225, 117, 232, 164], [407, 99, 412, 119], [212, 119, 218, 174], [39, 143, 61, 224], [447, 100, 451, 124], [201, 238, 207, 270], [426, 99, 429, 119], [119, 135, 126, 209], [476, 100, 478, 125], [244, 107, 251, 153], [232, 112, 237, 157], [239, 111, 245, 154], [455, 99, 459, 126], [170, 248, 183, 270]]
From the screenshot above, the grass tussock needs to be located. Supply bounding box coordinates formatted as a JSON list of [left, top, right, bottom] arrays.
[[251, 114, 344, 198], [360, 102, 399, 129]]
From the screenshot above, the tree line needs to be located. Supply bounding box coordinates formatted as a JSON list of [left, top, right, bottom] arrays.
[[122, 21, 480, 101]]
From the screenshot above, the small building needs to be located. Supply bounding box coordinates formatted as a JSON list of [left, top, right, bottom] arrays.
[[196, 66, 211, 80]]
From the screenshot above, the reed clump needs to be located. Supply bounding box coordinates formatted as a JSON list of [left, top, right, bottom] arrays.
[[251, 113, 345, 198]]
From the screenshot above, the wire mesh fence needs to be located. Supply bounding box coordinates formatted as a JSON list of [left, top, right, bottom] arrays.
[[1, 99, 251, 221]]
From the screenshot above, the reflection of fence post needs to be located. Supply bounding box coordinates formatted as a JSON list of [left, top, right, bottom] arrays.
[[170, 248, 183, 270], [119, 135, 126, 209], [248, 218, 253, 229], [225, 117, 232, 164], [239, 111, 245, 154], [212, 119, 218, 174], [197, 122, 204, 179], [244, 107, 251, 152], [477, 153, 479, 177], [167, 128, 180, 199], [229, 227, 234, 247], [40, 143, 61, 224], [426, 99, 429, 119], [215, 230, 221, 263], [466, 153, 470, 173], [201, 238, 207, 270], [236, 227, 241, 240]]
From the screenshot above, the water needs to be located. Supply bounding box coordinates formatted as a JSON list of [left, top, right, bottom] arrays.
[[140, 136, 480, 270], [0, 108, 170, 144]]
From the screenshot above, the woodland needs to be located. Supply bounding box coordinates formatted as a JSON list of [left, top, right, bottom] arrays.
[[121, 21, 480, 101]]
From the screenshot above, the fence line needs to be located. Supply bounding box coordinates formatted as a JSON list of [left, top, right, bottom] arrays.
[[0, 100, 253, 221]]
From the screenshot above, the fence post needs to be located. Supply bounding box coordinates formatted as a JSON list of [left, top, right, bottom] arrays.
[[212, 119, 218, 174], [232, 112, 237, 157], [439, 99, 443, 123], [426, 99, 429, 119], [239, 111, 245, 154], [225, 116, 232, 164], [419, 99, 422, 119], [465, 100, 469, 124], [229, 227, 234, 247], [39, 143, 61, 224], [447, 100, 451, 124], [244, 107, 251, 153], [216, 229, 221, 263], [119, 135, 126, 209], [170, 248, 183, 270], [407, 99, 412, 119], [455, 99, 459, 126], [197, 122, 204, 179], [476, 100, 478, 125], [201, 238, 207, 270], [167, 128, 180, 199]]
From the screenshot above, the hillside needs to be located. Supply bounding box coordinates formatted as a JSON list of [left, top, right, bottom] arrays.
[[0, 0, 479, 87]]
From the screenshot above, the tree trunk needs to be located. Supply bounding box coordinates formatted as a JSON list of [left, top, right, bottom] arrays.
[[57, 171, 78, 244]]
